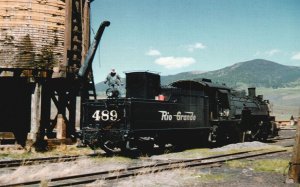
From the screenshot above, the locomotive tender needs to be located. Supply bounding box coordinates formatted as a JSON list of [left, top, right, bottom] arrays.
[[81, 71, 278, 153]]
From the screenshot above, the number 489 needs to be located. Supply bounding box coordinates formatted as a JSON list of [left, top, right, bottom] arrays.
[[92, 110, 118, 121]]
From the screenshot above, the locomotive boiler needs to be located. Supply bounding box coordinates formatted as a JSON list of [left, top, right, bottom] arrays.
[[80, 71, 278, 153]]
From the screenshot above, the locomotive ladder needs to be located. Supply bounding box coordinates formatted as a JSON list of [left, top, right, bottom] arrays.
[[87, 69, 97, 100]]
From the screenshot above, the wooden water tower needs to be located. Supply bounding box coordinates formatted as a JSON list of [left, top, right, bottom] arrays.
[[0, 0, 94, 146]]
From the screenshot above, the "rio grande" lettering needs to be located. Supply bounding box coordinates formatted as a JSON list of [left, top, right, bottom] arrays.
[[158, 111, 196, 121]]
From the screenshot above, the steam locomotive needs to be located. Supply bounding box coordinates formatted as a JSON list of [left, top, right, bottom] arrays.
[[80, 71, 278, 153]]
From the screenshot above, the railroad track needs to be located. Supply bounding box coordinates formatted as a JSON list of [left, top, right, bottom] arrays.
[[0, 153, 100, 168], [1, 148, 289, 187], [270, 136, 295, 141], [279, 128, 296, 131], [0, 135, 293, 169]]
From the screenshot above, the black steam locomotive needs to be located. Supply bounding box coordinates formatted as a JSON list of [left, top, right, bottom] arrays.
[[80, 71, 278, 153]]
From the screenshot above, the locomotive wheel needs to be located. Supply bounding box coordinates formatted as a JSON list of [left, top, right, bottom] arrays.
[[252, 121, 270, 142], [261, 134, 269, 142], [242, 131, 253, 142], [137, 140, 154, 153], [86, 140, 100, 150], [228, 126, 240, 144], [258, 129, 269, 142], [214, 126, 240, 146], [100, 140, 122, 154], [271, 122, 279, 137], [87, 143, 97, 150]]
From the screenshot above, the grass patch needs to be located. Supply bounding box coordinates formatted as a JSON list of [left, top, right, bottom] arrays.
[[182, 148, 212, 157], [0, 145, 95, 160], [151, 143, 288, 161], [44, 145, 94, 156], [0, 153, 9, 158], [92, 155, 133, 164], [227, 158, 290, 174], [227, 160, 249, 168], [183, 148, 252, 158], [253, 159, 290, 173], [212, 144, 287, 153], [0, 152, 32, 160]]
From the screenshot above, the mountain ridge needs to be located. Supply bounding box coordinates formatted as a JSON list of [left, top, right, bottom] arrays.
[[96, 59, 300, 91], [196, 59, 300, 88]]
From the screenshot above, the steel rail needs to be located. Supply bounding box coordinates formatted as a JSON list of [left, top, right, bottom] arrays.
[[0, 153, 100, 168], [279, 128, 296, 131], [270, 136, 295, 141]]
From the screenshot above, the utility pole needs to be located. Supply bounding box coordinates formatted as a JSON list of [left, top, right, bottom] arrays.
[[289, 117, 300, 183]]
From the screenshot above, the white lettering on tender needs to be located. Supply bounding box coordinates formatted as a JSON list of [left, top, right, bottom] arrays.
[[159, 111, 196, 121], [92, 110, 118, 121], [159, 111, 173, 121]]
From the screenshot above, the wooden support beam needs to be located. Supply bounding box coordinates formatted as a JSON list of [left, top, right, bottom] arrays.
[[64, 0, 72, 68], [289, 117, 300, 183], [51, 94, 60, 109], [28, 83, 41, 141], [68, 90, 77, 137], [66, 0, 83, 74], [56, 114, 66, 139], [57, 91, 67, 116], [40, 82, 51, 138], [82, 0, 90, 64]]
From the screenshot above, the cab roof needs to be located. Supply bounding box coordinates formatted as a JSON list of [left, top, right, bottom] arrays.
[[170, 79, 230, 91]]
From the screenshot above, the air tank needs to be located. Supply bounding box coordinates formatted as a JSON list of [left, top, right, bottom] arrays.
[[0, 0, 65, 71]]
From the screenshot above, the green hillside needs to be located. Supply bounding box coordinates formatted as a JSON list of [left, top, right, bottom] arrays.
[[161, 59, 300, 89], [197, 59, 300, 89], [256, 87, 300, 120]]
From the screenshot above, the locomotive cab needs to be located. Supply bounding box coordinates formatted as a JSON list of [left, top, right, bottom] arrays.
[[190, 79, 231, 120]]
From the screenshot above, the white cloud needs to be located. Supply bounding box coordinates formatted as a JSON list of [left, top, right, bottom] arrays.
[[146, 49, 161, 56], [291, 52, 300, 60], [187, 42, 206, 52], [265, 49, 280, 56], [253, 51, 261, 57], [154, 56, 196, 69]]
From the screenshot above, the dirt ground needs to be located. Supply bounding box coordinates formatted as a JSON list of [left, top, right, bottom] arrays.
[[191, 152, 296, 187], [0, 128, 298, 187], [88, 129, 299, 187], [84, 151, 296, 187]]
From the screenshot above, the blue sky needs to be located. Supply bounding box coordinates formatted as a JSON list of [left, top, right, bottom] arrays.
[[90, 0, 300, 83]]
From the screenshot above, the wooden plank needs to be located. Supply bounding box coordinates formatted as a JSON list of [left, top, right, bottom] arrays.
[[0, 0, 65, 7]]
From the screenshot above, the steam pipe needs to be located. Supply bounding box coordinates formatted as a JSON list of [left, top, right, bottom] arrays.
[[78, 21, 110, 78]]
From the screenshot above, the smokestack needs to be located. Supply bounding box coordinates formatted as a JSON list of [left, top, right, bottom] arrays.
[[248, 87, 256, 98]]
